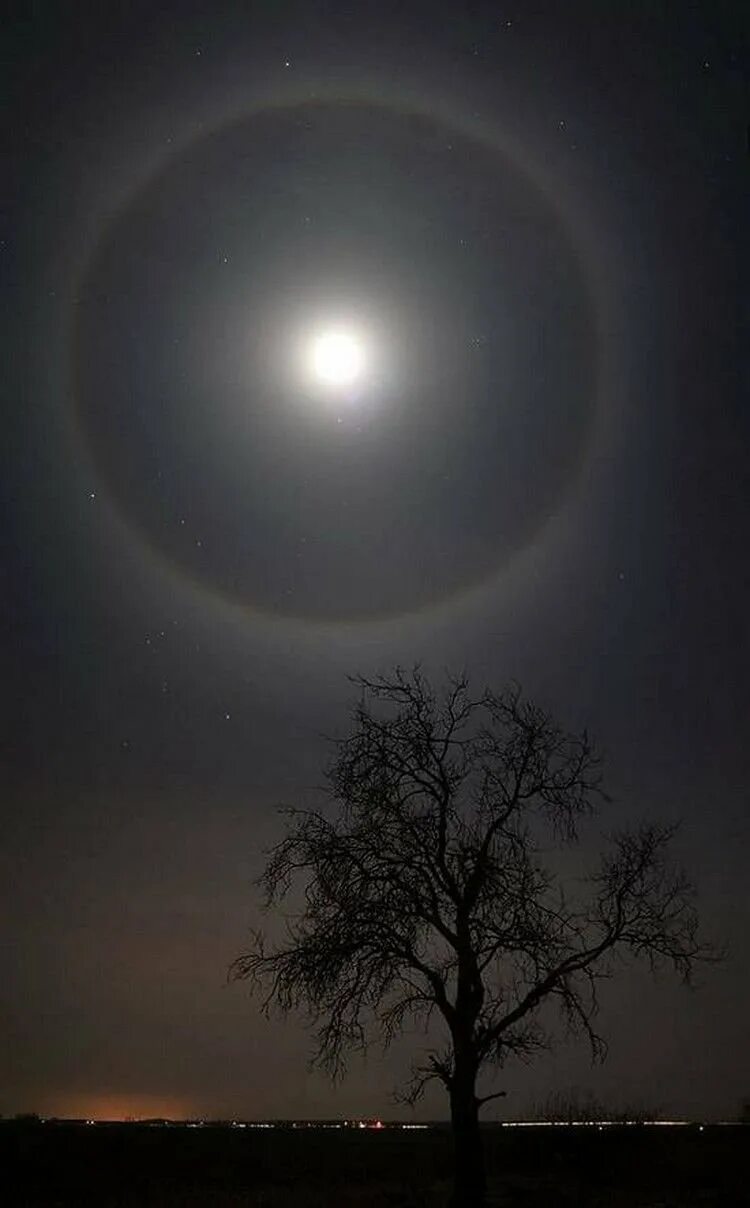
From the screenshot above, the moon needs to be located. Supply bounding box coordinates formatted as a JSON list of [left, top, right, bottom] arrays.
[[308, 328, 366, 388]]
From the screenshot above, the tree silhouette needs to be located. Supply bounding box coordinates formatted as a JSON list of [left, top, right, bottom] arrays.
[[231, 668, 713, 1208]]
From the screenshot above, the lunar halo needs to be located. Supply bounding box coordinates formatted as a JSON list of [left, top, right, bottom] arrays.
[[67, 86, 609, 630]]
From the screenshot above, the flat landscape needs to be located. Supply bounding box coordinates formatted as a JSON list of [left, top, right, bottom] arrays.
[[2, 1120, 748, 1207]]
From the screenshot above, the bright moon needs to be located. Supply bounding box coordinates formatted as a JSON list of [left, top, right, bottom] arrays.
[[309, 329, 365, 388]]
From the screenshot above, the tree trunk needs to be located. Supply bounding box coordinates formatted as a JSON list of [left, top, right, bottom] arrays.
[[449, 1064, 485, 1208]]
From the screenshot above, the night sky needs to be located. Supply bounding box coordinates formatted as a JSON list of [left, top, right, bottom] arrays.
[[2, 1, 748, 1123]]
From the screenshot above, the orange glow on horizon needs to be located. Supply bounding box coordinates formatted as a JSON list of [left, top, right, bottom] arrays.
[[41, 1092, 198, 1122]]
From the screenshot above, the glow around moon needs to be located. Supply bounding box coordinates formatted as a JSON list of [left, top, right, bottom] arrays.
[[70, 100, 598, 623], [306, 327, 367, 390]]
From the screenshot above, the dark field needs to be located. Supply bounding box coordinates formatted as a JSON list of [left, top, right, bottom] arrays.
[[2, 1120, 748, 1207]]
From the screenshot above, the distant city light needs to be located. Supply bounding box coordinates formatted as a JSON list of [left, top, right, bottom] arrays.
[[28, 1116, 729, 1132]]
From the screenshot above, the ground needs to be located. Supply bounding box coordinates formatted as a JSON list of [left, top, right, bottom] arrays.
[[2, 1120, 747, 1205]]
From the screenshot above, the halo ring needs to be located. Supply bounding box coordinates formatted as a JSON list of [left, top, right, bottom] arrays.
[[66, 86, 612, 630]]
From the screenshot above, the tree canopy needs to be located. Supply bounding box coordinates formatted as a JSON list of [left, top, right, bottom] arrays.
[[232, 668, 713, 1207]]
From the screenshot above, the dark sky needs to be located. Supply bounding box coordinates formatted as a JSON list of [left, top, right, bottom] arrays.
[[2, 0, 748, 1122]]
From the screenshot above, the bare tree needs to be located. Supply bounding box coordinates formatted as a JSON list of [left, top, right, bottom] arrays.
[[231, 668, 713, 1208]]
